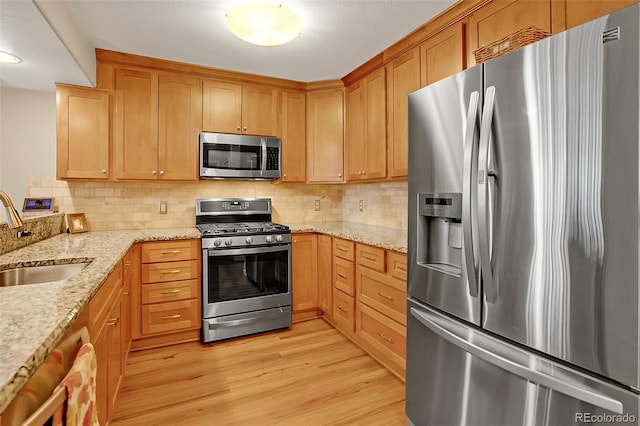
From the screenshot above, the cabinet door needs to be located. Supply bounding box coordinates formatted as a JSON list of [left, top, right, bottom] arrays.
[[346, 80, 366, 180], [114, 68, 159, 179], [56, 86, 110, 180], [292, 233, 318, 313], [306, 89, 344, 182], [107, 296, 123, 420], [386, 48, 420, 178], [93, 326, 108, 426], [281, 90, 306, 182], [421, 21, 464, 87], [242, 85, 279, 136], [202, 80, 242, 134], [158, 73, 201, 180], [565, 0, 636, 29], [318, 234, 333, 317], [467, 0, 551, 67], [364, 67, 387, 180]]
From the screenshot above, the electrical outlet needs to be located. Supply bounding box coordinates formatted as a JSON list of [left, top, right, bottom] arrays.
[[359, 200, 364, 212], [159, 201, 168, 214], [314, 199, 321, 211]]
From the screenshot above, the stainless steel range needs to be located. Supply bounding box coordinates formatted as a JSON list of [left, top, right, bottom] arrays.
[[196, 198, 292, 343]]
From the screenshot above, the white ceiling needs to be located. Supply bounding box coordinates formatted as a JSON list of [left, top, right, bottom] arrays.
[[0, 0, 457, 92]]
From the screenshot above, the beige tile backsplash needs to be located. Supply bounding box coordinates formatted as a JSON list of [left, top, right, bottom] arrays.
[[27, 178, 407, 231]]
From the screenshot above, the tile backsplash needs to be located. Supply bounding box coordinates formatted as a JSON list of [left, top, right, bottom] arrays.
[[26, 178, 408, 231]]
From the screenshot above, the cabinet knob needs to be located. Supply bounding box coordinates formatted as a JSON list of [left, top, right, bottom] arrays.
[[159, 170, 165, 176], [152, 170, 157, 175], [101, 169, 107, 174], [243, 126, 247, 131], [237, 125, 241, 130], [338, 173, 342, 178], [283, 173, 287, 178]]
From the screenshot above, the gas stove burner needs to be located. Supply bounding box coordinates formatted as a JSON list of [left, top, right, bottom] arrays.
[[197, 222, 290, 237]]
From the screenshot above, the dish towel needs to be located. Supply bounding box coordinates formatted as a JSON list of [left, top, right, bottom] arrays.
[[57, 342, 100, 426]]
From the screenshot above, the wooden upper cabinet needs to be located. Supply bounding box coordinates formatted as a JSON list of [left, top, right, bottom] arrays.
[[157, 73, 201, 180], [202, 80, 279, 136], [345, 67, 387, 181], [281, 90, 306, 182], [386, 48, 420, 179], [114, 68, 159, 180], [420, 21, 464, 87], [114, 68, 200, 180], [564, 0, 637, 29], [56, 85, 110, 180], [467, 0, 552, 68], [306, 88, 345, 183]]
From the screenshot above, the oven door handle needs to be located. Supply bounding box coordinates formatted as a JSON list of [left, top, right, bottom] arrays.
[[207, 308, 287, 328], [205, 245, 290, 257]]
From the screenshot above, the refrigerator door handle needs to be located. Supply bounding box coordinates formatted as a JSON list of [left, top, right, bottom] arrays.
[[409, 307, 625, 414], [478, 85, 497, 302], [462, 91, 480, 297]]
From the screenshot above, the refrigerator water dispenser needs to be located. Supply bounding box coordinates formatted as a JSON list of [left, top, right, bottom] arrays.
[[416, 193, 463, 276]]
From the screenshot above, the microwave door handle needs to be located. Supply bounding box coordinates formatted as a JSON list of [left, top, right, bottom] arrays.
[[462, 90, 480, 297], [261, 139, 267, 177], [478, 86, 497, 303]]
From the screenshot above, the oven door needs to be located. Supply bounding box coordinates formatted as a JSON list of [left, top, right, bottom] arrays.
[[202, 244, 292, 319]]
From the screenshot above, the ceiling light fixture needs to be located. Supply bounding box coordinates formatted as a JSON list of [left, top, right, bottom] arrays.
[[225, 3, 303, 47], [0, 51, 22, 64]]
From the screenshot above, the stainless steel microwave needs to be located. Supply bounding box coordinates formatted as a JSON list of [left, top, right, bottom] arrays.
[[199, 132, 281, 180]]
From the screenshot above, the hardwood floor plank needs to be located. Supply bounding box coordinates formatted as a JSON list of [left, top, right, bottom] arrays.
[[112, 319, 406, 425]]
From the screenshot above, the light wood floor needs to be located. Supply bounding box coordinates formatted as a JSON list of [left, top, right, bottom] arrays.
[[111, 319, 406, 426]]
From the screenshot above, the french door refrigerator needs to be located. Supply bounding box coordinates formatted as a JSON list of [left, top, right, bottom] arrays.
[[406, 4, 640, 426]]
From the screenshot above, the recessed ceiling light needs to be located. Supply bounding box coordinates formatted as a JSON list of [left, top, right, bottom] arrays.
[[225, 3, 303, 47], [0, 51, 22, 64]]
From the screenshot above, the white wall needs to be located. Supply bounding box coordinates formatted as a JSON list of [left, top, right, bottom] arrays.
[[0, 86, 56, 218]]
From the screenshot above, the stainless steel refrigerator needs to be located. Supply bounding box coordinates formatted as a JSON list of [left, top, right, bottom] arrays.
[[406, 4, 640, 425]]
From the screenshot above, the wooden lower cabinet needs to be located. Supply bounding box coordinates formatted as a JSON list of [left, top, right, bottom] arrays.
[[333, 289, 355, 335], [292, 233, 321, 322], [317, 234, 333, 318], [132, 239, 201, 350]]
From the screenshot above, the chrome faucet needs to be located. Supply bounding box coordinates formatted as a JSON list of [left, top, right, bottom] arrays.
[[0, 190, 24, 229]]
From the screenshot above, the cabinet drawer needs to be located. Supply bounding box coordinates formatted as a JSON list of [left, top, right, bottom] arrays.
[[333, 238, 355, 261], [356, 244, 385, 272], [141, 260, 198, 283], [333, 289, 355, 333], [141, 240, 199, 263], [141, 299, 199, 335], [356, 302, 406, 373], [388, 251, 407, 281], [357, 265, 406, 325], [142, 279, 199, 304], [334, 257, 355, 296], [89, 262, 123, 337]]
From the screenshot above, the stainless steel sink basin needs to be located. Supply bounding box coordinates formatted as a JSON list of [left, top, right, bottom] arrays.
[[0, 262, 90, 287]]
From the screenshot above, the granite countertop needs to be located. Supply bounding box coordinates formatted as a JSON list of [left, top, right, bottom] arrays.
[[0, 228, 200, 413], [288, 222, 408, 253]]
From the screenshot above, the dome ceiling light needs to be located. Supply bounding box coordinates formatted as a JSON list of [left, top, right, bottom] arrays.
[[225, 3, 303, 47], [0, 51, 22, 64]]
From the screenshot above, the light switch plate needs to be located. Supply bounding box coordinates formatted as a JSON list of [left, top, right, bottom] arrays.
[[359, 200, 364, 212], [159, 201, 168, 214], [314, 200, 320, 211]]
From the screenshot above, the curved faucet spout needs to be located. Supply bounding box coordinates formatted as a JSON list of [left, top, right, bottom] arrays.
[[0, 190, 24, 229]]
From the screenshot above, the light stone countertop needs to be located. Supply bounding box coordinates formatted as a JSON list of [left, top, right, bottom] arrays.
[[0, 228, 201, 413], [288, 222, 408, 253], [0, 222, 405, 412]]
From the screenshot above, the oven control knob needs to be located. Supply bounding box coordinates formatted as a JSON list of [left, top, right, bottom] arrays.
[[246, 236, 253, 244], [276, 235, 284, 242], [213, 238, 222, 247], [266, 235, 273, 243], [225, 238, 233, 246]]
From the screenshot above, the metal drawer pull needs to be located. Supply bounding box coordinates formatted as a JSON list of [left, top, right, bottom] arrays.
[[161, 314, 181, 320], [161, 289, 181, 295], [123, 291, 130, 295], [362, 254, 376, 261], [377, 292, 394, 301], [378, 332, 393, 343], [337, 247, 347, 252], [337, 305, 348, 313], [397, 265, 407, 271], [337, 273, 347, 279], [161, 250, 182, 255], [160, 269, 182, 275], [107, 317, 119, 326], [125, 261, 132, 266]]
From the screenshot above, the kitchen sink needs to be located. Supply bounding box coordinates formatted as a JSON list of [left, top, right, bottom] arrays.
[[0, 262, 91, 287]]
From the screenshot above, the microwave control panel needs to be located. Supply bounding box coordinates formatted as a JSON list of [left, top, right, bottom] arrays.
[[266, 147, 280, 171]]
